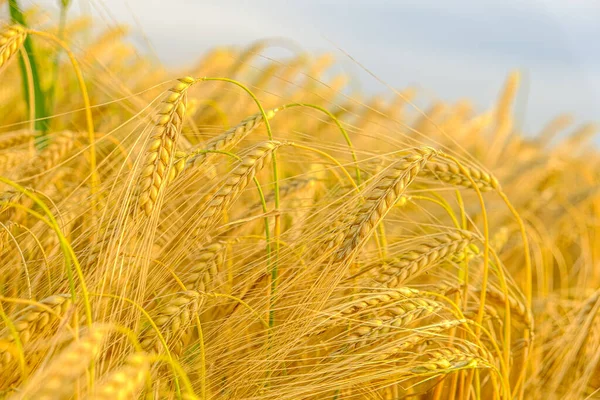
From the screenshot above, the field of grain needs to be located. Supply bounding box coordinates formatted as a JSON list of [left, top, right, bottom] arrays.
[[0, 3, 599, 400]]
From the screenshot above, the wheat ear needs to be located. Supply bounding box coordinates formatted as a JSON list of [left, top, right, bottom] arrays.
[[411, 347, 479, 374], [86, 352, 150, 400], [377, 319, 467, 360], [193, 140, 285, 238], [312, 288, 420, 334], [138, 77, 195, 216], [0, 130, 35, 150], [335, 148, 437, 261], [20, 131, 76, 178], [0, 25, 26, 68], [178, 109, 279, 178], [10, 328, 106, 400], [348, 298, 442, 348], [375, 231, 475, 286], [139, 290, 201, 357], [475, 286, 531, 326], [422, 161, 500, 191], [0, 294, 72, 366], [182, 241, 226, 291]]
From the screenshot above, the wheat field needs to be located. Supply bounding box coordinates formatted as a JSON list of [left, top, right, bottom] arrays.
[[0, 4, 599, 400]]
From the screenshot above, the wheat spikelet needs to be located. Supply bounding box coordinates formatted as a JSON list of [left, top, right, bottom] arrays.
[[138, 77, 195, 216], [311, 288, 420, 334], [422, 160, 500, 191], [334, 148, 437, 261], [0, 25, 26, 68], [348, 298, 442, 350], [0, 149, 33, 174], [0, 294, 72, 367], [377, 319, 467, 360], [20, 131, 76, 179], [139, 290, 201, 357], [0, 130, 35, 150], [86, 352, 149, 400], [253, 177, 316, 211], [475, 286, 532, 326], [193, 140, 285, 238], [10, 327, 106, 400], [174, 109, 278, 181], [373, 231, 475, 287], [181, 240, 226, 291], [410, 347, 479, 374]]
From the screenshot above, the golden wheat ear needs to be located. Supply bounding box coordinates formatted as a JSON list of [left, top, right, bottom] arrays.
[[193, 140, 287, 239], [139, 290, 202, 357], [10, 327, 106, 400], [0, 294, 72, 367], [86, 352, 150, 400], [138, 77, 196, 217], [178, 109, 279, 180], [0, 25, 27, 69], [335, 147, 437, 262]]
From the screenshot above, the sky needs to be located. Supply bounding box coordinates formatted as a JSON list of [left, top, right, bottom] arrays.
[[19, 0, 600, 135]]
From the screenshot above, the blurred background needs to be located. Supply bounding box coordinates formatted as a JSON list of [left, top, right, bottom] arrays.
[[18, 0, 600, 135]]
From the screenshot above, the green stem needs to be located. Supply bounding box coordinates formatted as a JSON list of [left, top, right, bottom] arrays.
[[8, 0, 49, 148]]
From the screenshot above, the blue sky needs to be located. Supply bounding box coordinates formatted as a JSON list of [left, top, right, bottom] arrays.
[[23, 0, 600, 135]]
